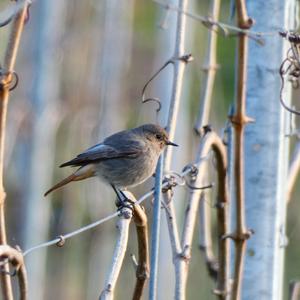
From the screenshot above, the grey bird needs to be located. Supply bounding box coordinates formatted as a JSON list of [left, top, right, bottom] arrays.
[[44, 124, 178, 199]]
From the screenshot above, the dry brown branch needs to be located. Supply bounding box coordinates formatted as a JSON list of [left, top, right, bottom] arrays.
[[229, 1, 253, 299], [0, 2, 29, 299], [289, 281, 300, 300], [0, 245, 28, 300], [132, 204, 149, 300], [194, 0, 221, 134], [287, 141, 300, 203], [178, 129, 229, 299]]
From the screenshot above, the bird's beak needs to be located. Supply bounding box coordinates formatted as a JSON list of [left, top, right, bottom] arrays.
[[166, 140, 178, 147]]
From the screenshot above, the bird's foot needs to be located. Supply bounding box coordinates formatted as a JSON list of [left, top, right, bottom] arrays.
[[115, 192, 135, 218], [116, 197, 135, 210]]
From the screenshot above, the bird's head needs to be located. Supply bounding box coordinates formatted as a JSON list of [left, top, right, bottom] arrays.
[[139, 124, 178, 150]]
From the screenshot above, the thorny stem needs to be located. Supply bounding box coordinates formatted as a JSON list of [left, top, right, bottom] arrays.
[[0, 245, 28, 300], [229, 1, 253, 299], [132, 203, 149, 300], [194, 0, 221, 134], [0, 2, 29, 299], [179, 130, 229, 300]]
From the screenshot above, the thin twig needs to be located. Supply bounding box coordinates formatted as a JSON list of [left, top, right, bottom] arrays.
[[0, 1, 29, 299], [287, 141, 300, 203], [132, 200, 149, 300], [229, 1, 253, 299], [194, 0, 221, 134], [0, 245, 28, 300], [179, 130, 229, 299], [99, 201, 133, 300]]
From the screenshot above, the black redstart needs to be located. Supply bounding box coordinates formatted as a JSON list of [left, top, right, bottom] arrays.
[[44, 124, 177, 202]]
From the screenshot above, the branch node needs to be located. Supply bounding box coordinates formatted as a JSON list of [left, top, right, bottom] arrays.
[[179, 245, 191, 262], [222, 229, 254, 241], [229, 115, 255, 126]]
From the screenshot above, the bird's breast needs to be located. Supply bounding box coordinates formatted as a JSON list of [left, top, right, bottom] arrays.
[[95, 146, 160, 189]]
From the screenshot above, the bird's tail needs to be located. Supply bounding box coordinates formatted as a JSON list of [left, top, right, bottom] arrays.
[[44, 165, 96, 197]]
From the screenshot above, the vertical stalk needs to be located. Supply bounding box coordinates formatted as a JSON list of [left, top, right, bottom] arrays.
[[230, 1, 253, 299], [160, 0, 189, 299], [0, 2, 28, 299], [194, 0, 221, 134], [149, 157, 164, 300], [99, 206, 132, 300]]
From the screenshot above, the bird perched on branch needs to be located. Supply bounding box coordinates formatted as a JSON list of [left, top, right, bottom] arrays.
[[44, 124, 177, 204]]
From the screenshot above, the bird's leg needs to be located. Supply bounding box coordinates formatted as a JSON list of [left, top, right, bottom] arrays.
[[111, 184, 135, 212]]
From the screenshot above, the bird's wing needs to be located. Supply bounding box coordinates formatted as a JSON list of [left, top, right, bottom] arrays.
[[60, 138, 145, 168]]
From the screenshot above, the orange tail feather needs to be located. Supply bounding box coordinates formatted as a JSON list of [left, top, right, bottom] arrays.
[[44, 174, 77, 197], [44, 165, 96, 197]]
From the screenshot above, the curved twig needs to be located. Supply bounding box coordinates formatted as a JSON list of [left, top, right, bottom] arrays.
[[279, 57, 300, 116], [178, 129, 229, 299], [0, 245, 28, 300], [141, 54, 193, 113], [132, 203, 149, 300]]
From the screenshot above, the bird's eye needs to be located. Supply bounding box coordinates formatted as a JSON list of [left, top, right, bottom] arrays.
[[155, 134, 162, 140]]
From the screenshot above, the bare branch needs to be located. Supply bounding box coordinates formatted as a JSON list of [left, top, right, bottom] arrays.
[[132, 203, 149, 300], [178, 129, 230, 299], [99, 198, 133, 300], [0, 245, 28, 300], [194, 0, 221, 134], [147, 0, 191, 297], [0, 1, 30, 298], [229, 1, 254, 299]]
